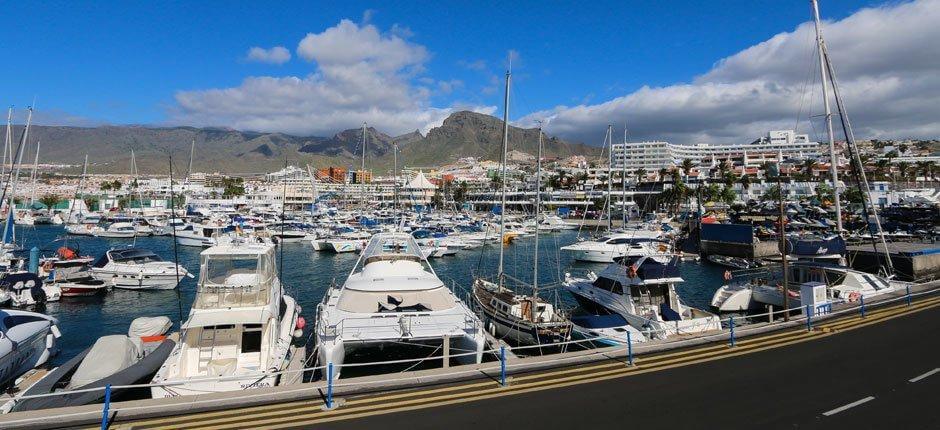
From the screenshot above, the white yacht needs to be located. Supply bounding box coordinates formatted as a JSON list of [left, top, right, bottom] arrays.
[[564, 256, 721, 339], [175, 224, 228, 247], [89, 248, 190, 290], [316, 233, 485, 380], [561, 231, 670, 263], [151, 239, 302, 397], [0, 308, 60, 388], [91, 222, 137, 238]]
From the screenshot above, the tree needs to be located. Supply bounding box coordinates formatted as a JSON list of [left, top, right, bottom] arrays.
[[841, 187, 865, 205], [39, 194, 61, 210], [82, 196, 99, 211], [452, 181, 469, 205], [431, 189, 443, 209], [759, 161, 776, 178], [874, 159, 891, 180], [110, 180, 123, 190], [100, 182, 112, 191], [635, 168, 647, 182], [719, 186, 736, 205], [762, 184, 782, 202], [814, 183, 834, 204], [739, 174, 752, 190], [681, 159, 694, 178], [221, 177, 245, 197], [658, 168, 668, 183], [803, 159, 817, 180], [895, 161, 910, 183]]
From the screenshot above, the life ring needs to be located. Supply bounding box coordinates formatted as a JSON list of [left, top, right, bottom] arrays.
[[848, 291, 861, 302]]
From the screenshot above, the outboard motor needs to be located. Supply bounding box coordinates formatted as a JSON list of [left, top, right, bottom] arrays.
[[30, 284, 47, 304]]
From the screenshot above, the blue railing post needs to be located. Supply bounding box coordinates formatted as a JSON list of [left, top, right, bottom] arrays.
[[906, 285, 912, 307], [860, 295, 866, 318], [500, 346, 507, 387], [326, 362, 334, 409], [805, 305, 812, 331], [626, 331, 634, 365], [101, 384, 111, 430], [729, 316, 735, 347]]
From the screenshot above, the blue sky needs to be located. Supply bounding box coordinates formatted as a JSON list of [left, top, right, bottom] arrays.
[[3, 0, 937, 144]]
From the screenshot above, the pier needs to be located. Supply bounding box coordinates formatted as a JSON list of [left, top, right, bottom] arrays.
[[847, 241, 940, 282]]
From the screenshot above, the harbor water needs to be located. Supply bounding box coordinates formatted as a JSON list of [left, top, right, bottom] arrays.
[[15, 226, 727, 367]]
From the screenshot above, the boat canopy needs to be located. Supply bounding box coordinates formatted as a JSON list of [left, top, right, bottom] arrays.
[[182, 308, 270, 328], [95, 248, 162, 267], [195, 246, 275, 309]]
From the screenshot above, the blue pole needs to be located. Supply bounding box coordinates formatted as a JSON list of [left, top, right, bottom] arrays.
[[626, 331, 634, 365], [500, 346, 506, 387], [101, 384, 111, 430], [805, 305, 812, 331], [729, 316, 735, 347], [860, 295, 866, 318], [326, 362, 333, 409], [906, 285, 911, 306], [29, 246, 39, 274]]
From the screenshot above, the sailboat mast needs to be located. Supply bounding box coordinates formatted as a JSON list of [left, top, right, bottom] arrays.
[[393, 142, 399, 210], [606, 125, 613, 231], [7, 107, 33, 242], [811, 0, 843, 234], [29, 140, 40, 205], [496, 68, 511, 282], [360, 122, 367, 208], [820, 43, 895, 275], [305, 164, 319, 212], [531, 124, 543, 317], [622, 125, 628, 226], [2, 107, 11, 178], [187, 137, 195, 180]]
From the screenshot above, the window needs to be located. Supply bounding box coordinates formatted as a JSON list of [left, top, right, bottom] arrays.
[[204, 256, 260, 284], [592, 277, 623, 294]]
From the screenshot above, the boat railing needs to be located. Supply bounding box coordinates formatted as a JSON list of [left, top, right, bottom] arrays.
[[193, 283, 271, 309], [319, 310, 479, 339]]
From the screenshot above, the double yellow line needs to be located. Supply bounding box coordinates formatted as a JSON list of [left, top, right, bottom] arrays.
[[116, 297, 939, 430]]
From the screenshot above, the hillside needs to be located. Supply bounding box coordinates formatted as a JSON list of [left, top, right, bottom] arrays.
[[11, 111, 595, 174]]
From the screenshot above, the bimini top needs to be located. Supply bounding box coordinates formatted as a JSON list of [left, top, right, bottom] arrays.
[[94, 248, 162, 267], [200, 241, 275, 257], [602, 256, 683, 285]]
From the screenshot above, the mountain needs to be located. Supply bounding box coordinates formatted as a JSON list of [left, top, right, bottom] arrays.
[[10, 111, 594, 174], [393, 111, 593, 167]]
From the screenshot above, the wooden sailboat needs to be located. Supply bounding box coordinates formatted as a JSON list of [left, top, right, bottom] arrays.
[[471, 64, 571, 348]]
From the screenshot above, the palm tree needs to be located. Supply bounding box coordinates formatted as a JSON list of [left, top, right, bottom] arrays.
[[874, 159, 891, 180], [915, 161, 933, 182], [681, 158, 694, 178], [803, 159, 817, 180], [896, 161, 910, 184], [39, 194, 61, 210], [739, 174, 752, 190], [658, 167, 668, 183], [759, 161, 776, 179], [635, 168, 647, 183]]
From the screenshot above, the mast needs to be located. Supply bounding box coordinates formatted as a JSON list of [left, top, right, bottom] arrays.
[[778, 169, 789, 321], [393, 142, 399, 210], [496, 67, 511, 283], [360, 122, 367, 209], [621, 125, 628, 226], [2, 107, 11, 179], [11, 107, 33, 227], [811, 0, 843, 234], [187, 138, 195, 180], [531, 123, 543, 320], [821, 43, 895, 275], [605, 125, 613, 231], [305, 164, 319, 214], [29, 140, 40, 205]]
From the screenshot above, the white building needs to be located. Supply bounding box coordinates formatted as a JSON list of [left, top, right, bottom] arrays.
[[612, 130, 821, 171]]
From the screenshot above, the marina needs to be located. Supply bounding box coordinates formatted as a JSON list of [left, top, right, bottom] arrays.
[[0, 0, 938, 428]]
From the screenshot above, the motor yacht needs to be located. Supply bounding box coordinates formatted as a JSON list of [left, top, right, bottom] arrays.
[[564, 256, 721, 339], [316, 233, 485, 380], [175, 224, 229, 247], [0, 272, 62, 307], [89, 248, 190, 290], [0, 308, 60, 388], [151, 239, 302, 397], [561, 231, 671, 263], [92, 222, 137, 238]]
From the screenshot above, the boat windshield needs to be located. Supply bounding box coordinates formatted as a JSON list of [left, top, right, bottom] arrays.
[[195, 254, 273, 308]]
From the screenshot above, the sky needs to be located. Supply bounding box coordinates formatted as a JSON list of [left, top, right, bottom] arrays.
[[2, 0, 939, 146]]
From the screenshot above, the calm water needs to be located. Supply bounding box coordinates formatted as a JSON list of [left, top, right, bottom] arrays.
[[12, 226, 727, 366]]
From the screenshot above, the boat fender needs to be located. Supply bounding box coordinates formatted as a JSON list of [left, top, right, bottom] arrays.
[[294, 329, 304, 338], [848, 291, 861, 302], [296, 317, 306, 330], [46, 332, 55, 349]]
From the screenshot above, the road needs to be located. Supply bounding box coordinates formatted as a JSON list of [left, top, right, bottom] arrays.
[[114, 297, 940, 430], [321, 302, 939, 430]]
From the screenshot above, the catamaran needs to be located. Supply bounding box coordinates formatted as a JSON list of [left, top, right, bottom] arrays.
[[151, 239, 302, 397], [316, 233, 484, 380]]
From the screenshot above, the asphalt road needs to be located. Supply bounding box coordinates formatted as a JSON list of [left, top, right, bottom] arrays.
[[321, 306, 939, 430]]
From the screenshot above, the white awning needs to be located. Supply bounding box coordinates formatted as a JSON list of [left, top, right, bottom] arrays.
[[183, 309, 269, 328], [406, 171, 437, 190]]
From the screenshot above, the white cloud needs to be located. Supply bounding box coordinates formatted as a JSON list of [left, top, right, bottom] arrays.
[[521, 0, 940, 144], [173, 20, 453, 136], [437, 79, 463, 94], [245, 46, 291, 65]]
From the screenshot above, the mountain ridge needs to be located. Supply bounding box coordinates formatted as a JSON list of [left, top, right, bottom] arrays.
[[9, 111, 595, 174]]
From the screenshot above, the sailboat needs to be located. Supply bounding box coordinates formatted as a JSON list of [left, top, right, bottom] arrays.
[[471, 66, 571, 347], [709, 0, 906, 312]]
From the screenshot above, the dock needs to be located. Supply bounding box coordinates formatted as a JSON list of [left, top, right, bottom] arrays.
[[847, 241, 940, 282]]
